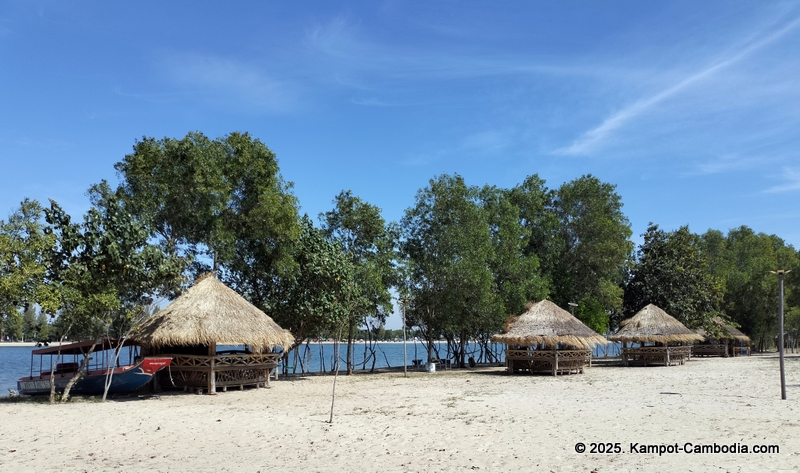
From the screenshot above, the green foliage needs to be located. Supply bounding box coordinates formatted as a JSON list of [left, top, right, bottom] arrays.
[[479, 184, 548, 318], [550, 175, 632, 316], [320, 190, 398, 372], [400, 174, 498, 346], [320, 190, 397, 325], [0, 199, 54, 340], [624, 224, 722, 329], [700, 226, 799, 348], [575, 298, 609, 335], [41, 185, 184, 339], [271, 217, 357, 346], [114, 131, 300, 281]]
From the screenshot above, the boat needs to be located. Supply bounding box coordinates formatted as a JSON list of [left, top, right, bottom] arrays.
[[17, 338, 172, 395]]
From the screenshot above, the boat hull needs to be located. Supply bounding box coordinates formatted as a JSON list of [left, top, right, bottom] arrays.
[[17, 357, 172, 396]]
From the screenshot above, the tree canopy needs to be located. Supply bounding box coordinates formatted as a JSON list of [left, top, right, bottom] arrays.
[[624, 224, 722, 330]]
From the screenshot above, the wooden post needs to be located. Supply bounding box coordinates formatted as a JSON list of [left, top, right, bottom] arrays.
[[552, 344, 558, 376], [665, 346, 670, 366], [622, 341, 628, 366], [208, 343, 216, 395]]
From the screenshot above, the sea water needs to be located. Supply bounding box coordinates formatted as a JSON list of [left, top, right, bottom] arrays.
[[0, 346, 37, 395], [0, 340, 622, 395]]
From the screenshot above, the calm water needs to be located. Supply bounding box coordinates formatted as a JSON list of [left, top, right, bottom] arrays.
[[0, 340, 621, 395], [0, 346, 37, 395]]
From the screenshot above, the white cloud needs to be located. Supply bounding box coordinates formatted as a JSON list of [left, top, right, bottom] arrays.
[[764, 167, 800, 193], [555, 16, 800, 157], [158, 53, 300, 113], [686, 155, 778, 176]]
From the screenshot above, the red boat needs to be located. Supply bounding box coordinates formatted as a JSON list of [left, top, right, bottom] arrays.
[[17, 339, 171, 396]]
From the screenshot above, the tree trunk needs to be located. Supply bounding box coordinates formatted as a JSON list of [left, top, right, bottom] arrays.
[[459, 329, 467, 368], [328, 326, 344, 424], [346, 321, 354, 375], [61, 337, 102, 403]]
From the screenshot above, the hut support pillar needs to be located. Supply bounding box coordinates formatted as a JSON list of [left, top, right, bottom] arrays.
[[208, 342, 217, 395], [622, 342, 628, 366], [665, 347, 670, 366], [552, 345, 558, 376]]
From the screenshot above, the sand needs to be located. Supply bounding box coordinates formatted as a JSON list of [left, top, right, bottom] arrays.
[[1, 353, 798, 472]]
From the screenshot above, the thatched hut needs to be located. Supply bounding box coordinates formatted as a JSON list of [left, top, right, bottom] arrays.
[[491, 300, 607, 375], [693, 317, 751, 357], [133, 274, 294, 394], [609, 304, 703, 366]]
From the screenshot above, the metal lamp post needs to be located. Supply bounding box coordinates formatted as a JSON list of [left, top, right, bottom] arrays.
[[400, 298, 408, 378], [568, 302, 578, 317], [770, 270, 791, 400]]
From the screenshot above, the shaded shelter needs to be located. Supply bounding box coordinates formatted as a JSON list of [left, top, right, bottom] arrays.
[[133, 274, 294, 394], [491, 300, 607, 375], [693, 317, 752, 357], [609, 304, 703, 366]]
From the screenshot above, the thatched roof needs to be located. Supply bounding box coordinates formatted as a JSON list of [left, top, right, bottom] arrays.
[[609, 304, 704, 344], [491, 300, 607, 350], [132, 274, 294, 352], [696, 317, 751, 343]]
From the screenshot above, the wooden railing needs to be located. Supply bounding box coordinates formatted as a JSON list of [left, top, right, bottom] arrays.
[[160, 353, 281, 393], [505, 349, 592, 375], [622, 346, 691, 366], [692, 344, 728, 357]]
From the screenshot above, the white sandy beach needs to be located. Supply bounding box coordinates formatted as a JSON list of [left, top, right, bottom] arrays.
[[1, 353, 798, 472]]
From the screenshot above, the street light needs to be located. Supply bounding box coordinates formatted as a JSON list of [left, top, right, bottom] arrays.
[[770, 269, 791, 400], [568, 302, 578, 317], [399, 298, 409, 378]]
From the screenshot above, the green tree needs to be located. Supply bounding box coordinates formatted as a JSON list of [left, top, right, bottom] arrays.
[[479, 184, 548, 326], [41, 189, 184, 402], [624, 224, 722, 330], [270, 217, 357, 358], [575, 297, 609, 335], [114, 131, 301, 282], [551, 175, 633, 319], [320, 190, 397, 374], [0, 199, 54, 341], [701, 226, 799, 350], [508, 174, 559, 294], [400, 174, 496, 367]]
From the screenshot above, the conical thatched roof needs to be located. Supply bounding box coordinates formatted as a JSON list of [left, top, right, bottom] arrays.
[[609, 304, 704, 344], [696, 317, 751, 343], [132, 274, 295, 352], [491, 300, 607, 350]]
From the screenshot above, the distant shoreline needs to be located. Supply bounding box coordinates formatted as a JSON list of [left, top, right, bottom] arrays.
[[0, 342, 72, 348]]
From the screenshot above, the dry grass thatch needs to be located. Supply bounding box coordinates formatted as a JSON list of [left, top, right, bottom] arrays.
[[696, 317, 751, 343], [609, 304, 704, 344], [132, 274, 295, 352], [491, 300, 608, 350]]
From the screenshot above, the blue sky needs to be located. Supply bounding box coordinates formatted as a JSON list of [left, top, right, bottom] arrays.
[[2, 2, 799, 326]]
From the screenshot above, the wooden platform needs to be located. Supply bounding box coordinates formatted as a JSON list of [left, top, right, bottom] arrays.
[[505, 349, 591, 375], [158, 352, 280, 394], [692, 343, 751, 357], [622, 346, 691, 366]]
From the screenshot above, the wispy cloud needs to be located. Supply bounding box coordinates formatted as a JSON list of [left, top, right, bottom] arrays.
[[157, 53, 300, 113], [686, 154, 778, 176], [304, 16, 618, 85], [402, 128, 520, 167], [556, 16, 800, 156], [764, 167, 800, 193]]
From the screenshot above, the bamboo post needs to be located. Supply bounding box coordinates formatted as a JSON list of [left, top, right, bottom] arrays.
[[208, 343, 216, 395]]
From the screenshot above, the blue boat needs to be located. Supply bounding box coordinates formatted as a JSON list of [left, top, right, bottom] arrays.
[[17, 339, 171, 395]]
